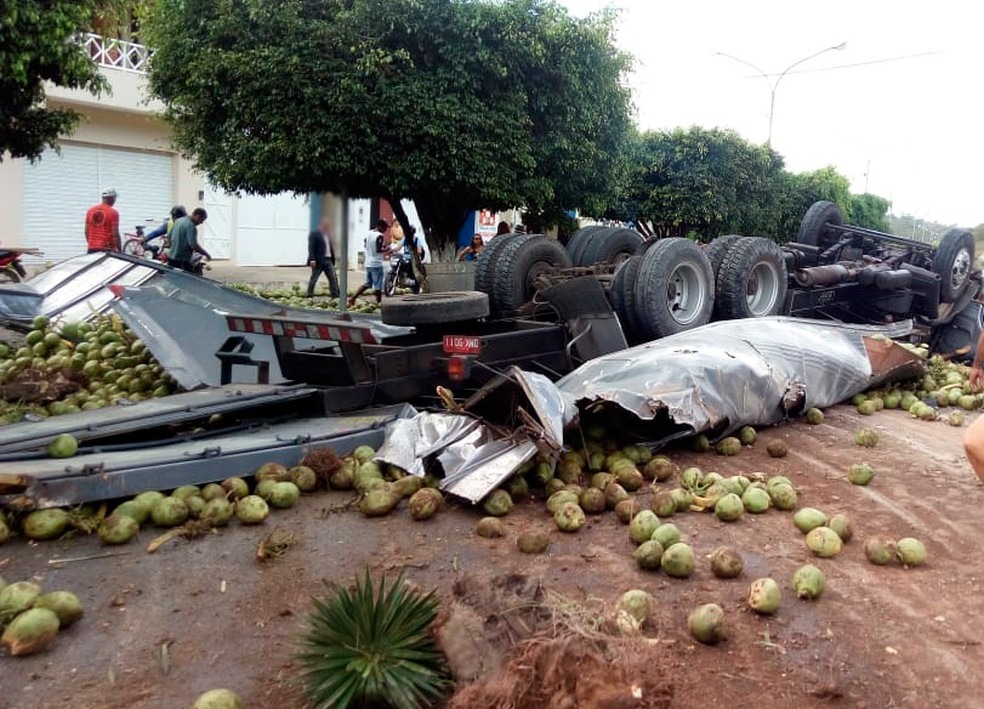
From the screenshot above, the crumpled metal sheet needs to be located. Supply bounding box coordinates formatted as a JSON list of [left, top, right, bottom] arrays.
[[373, 412, 485, 477], [555, 316, 918, 442]]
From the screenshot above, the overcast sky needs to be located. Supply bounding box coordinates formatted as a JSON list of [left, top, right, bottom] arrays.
[[561, 0, 983, 227]]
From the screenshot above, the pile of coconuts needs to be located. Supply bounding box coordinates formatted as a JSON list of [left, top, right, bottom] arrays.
[[0, 576, 83, 657]]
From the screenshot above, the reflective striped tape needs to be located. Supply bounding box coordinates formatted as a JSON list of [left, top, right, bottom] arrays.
[[225, 316, 376, 344]]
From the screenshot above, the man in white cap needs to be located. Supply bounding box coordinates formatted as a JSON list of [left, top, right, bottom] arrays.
[[85, 188, 121, 253]]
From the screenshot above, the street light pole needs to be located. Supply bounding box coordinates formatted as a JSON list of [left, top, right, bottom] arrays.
[[716, 42, 846, 146]]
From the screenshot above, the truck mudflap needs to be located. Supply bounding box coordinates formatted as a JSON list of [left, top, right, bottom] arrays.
[[0, 404, 415, 510]]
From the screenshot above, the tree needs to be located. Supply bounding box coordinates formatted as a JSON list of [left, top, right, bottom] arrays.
[[143, 0, 632, 250], [847, 193, 890, 232], [0, 0, 108, 161]]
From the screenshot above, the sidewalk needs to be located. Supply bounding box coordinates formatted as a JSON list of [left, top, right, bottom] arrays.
[[205, 261, 364, 288]]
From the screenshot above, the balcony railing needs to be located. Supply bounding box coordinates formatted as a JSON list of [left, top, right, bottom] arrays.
[[84, 33, 150, 74]]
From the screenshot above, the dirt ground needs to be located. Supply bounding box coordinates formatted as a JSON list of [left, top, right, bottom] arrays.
[[1, 405, 983, 708]]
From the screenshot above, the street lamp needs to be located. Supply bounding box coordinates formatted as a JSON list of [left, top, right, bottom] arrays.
[[715, 42, 847, 146]]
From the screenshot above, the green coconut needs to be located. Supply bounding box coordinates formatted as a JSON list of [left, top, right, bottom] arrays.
[[393, 475, 424, 499], [806, 408, 824, 424], [476, 517, 505, 538], [359, 485, 400, 517], [806, 526, 843, 558], [766, 475, 792, 491], [235, 495, 269, 524], [33, 591, 83, 627], [864, 536, 897, 565], [948, 411, 967, 427], [532, 461, 555, 485], [98, 514, 139, 545], [857, 400, 877, 416], [587, 451, 606, 472], [793, 508, 828, 534], [0, 520, 8, 545], [715, 437, 742, 456], [561, 450, 586, 469], [827, 513, 853, 543], [579, 487, 606, 514], [546, 490, 580, 515], [620, 446, 643, 464], [616, 589, 654, 624], [47, 432, 79, 458], [792, 564, 825, 600], [959, 395, 977, 411], [192, 688, 244, 709], [516, 529, 550, 554], [741, 487, 771, 514], [133, 490, 166, 513], [629, 510, 660, 544], [614, 498, 641, 524], [590, 472, 615, 490], [352, 445, 376, 463], [0, 581, 43, 621], [0, 576, 5, 592], [766, 440, 788, 458], [172, 485, 201, 501], [604, 482, 630, 510], [692, 434, 711, 452], [680, 467, 703, 490], [408, 488, 443, 521], [152, 497, 190, 527], [709, 546, 743, 579], [897, 537, 927, 566], [703, 470, 722, 485], [661, 543, 695, 578], [255, 478, 278, 501], [185, 495, 207, 518], [738, 426, 757, 446], [23, 508, 71, 541], [644, 456, 677, 482], [1, 607, 60, 656], [201, 483, 227, 502], [769, 483, 798, 511], [616, 466, 645, 492], [554, 502, 586, 532], [200, 498, 234, 527], [854, 428, 879, 448], [555, 460, 582, 485], [847, 462, 874, 486], [328, 461, 356, 490], [500, 475, 528, 502], [688, 603, 727, 645], [289, 465, 319, 492], [671, 487, 693, 512], [606, 453, 630, 472], [650, 490, 678, 517], [543, 478, 565, 496], [650, 522, 680, 549], [714, 493, 744, 522], [722, 476, 747, 495], [748, 578, 782, 614], [482, 489, 514, 517], [635, 540, 664, 570]]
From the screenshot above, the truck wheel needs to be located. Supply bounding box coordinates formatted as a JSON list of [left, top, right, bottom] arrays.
[[633, 238, 714, 340], [581, 228, 643, 267], [636, 236, 659, 255], [933, 228, 975, 303], [715, 237, 788, 319], [380, 291, 489, 326], [566, 226, 606, 266], [796, 200, 843, 249], [705, 235, 744, 280], [610, 255, 644, 342], [475, 233, 526, 298], [492, 236, 572, 317]]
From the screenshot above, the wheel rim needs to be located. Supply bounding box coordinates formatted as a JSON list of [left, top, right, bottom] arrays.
[[664, 262, 707, 326], [745, 261, 781, 317], [949, 248, 971, 292], [525, 259, 554, 295]]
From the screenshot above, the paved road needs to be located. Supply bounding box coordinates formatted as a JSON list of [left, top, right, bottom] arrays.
[[206, 261, 364, 287]]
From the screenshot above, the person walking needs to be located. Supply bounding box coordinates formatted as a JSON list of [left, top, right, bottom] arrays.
[[306, 217, 340, 298], [348, 219, 388, 306], [167, 208, 211, 273], [84, 188, 121, 253]]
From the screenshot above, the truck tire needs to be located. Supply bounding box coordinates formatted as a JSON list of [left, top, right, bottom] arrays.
[[796, 200, 843, 249], [633, 238, 714, 340], [705, 235, 744, 280], [491, 236, 572, 317], [636, 236, 659, 255], [566, 226, 606, 266], [475, 233, 526, 299], [715, 237, 788, 319], [609, 255, 644, 342], [380, 291, 489, 326], [933, 228, 975, 303], [581, 228, 644, 267]]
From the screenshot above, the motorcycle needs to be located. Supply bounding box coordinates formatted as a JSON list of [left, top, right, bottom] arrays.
[[0, 248, 35, 283], [384, 247, 421, 296]]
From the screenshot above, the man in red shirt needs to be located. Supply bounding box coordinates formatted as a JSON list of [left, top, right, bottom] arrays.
[[85, 188, 121, 253]]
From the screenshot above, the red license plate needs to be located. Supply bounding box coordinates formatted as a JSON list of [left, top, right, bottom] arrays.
[[443, 335, 482, 355]]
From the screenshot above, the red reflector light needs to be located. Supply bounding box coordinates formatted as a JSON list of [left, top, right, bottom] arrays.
[[447, 354, 472, 381]]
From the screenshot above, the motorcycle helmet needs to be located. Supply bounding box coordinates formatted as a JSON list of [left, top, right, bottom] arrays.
[[170, 205, 188, 220]]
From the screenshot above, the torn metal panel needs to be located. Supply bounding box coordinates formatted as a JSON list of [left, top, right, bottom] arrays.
[[439, 439, 537, 503], [0, 405, 414, 509], [373, 412, 484, 477], [511, 367, 574, 448]]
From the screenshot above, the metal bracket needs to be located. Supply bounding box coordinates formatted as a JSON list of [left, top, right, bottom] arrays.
[[216, 336, 270, 385]]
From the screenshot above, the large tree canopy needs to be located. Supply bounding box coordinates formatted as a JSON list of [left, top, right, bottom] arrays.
[[144, 0, 632, 246], [0, 0, 108, 161]]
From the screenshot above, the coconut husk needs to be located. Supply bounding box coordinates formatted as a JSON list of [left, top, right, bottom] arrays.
[[300, 448, 342, 487], [0, 367, 85, 404]]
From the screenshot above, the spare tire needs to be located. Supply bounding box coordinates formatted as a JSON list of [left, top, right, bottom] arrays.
[[475, 233, 526, 299], [933, 228, 975, 303], [566, 226, 607, 266], [381, 291, 489, 326], [609, 255, 644, 343], [797, 200, 843, 249], [491, 236, 572, 317], [580, 228, 644, 267], [633, 238, 714, 340], [715, 237, 788, 319]]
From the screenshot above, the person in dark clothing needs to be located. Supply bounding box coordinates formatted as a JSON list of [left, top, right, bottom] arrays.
[[306, 217, 340, 298]]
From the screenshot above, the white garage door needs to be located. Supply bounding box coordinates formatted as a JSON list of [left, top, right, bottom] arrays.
[[235, 192, 310, 266], [22, 144, 173, 262]]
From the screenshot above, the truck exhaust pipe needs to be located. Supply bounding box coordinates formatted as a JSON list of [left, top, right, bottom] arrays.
[[794, 264, 851, 287]]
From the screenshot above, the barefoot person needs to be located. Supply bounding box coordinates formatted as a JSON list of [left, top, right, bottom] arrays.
[[963, 330, 984, 482]]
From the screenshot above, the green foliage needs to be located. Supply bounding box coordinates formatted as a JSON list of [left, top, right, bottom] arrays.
[[0, 0, 108, 161], [144, 0, 632, 249], [847, 193, 891, 232], [296, 568, 449, 709]]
